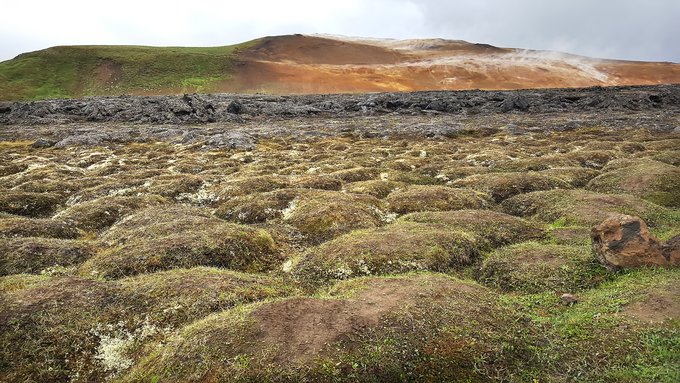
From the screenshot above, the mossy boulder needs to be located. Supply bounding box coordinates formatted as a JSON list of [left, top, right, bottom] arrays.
[[214, 189, 298, 224], [81, 206, 282, 278], [292, 222, 478, 287], [385, 185, 491, 214], [56, 195, 167, 231], [585, 159, 680, 207], [400, 209, 545, 250], [0, 191, 64, 217], [121, 274, 536, 383], [501, 189, 672, 228], [0, 217, 81, 239], [282, 191, 386, 243], [450, 172, 570, 202], [0, 269, 294, 382], [476, 243, 608, 293], [0, 237, 96, 275]]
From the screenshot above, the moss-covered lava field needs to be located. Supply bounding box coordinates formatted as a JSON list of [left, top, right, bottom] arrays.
[[1, 85, 679, 382]]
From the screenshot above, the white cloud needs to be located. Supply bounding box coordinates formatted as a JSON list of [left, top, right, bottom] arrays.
[[0, 0, 678, 62]]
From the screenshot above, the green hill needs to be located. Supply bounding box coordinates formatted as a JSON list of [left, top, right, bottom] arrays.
[[0, 41, 258, 100]]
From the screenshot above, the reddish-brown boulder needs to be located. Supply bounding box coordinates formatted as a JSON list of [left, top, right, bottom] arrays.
[[591, 214, 680, 271]]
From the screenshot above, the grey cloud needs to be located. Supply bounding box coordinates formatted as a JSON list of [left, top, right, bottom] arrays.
[[409, 0, 680, 61], [0, 0, 677, 63]]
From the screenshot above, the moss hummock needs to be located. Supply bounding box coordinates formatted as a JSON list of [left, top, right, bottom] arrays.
[[80, 205, 282, 278]]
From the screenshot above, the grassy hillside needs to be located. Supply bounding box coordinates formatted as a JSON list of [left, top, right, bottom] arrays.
[[0, 41, 258, 100]]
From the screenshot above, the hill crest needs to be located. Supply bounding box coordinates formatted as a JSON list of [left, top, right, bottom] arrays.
[[1, 34, 679, 100]]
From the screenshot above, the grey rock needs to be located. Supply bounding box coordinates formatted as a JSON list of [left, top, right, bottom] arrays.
[[31, 138, 57, 148], [205, 132, 257, 150], [501, 94, 530, 112]]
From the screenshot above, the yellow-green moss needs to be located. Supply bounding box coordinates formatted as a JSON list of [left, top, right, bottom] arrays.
[[385, 185, 491, 214]]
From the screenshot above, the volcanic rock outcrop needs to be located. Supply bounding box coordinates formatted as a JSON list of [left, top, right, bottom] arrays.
[[591, 214, 680, 270]]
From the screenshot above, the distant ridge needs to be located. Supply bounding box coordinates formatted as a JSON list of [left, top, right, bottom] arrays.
[[1, 34, 679, 100]]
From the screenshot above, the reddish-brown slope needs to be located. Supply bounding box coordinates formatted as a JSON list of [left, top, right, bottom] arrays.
[[221, 34, 680, 94]]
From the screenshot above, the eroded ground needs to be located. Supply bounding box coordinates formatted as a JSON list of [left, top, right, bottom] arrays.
[[1, 88, 679, 382]]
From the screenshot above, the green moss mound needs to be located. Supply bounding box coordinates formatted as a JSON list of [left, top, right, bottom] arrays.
[[283, 191, 386, 243], [0, 237, 95, 275], [400, 209, 545, 250], [492, 155, 580, 172], [651, 150, 680, 166], [343, 179, 404, 199], [562, 150, 619, 169], [292, 222, 478, 288], [214, 189, 298, 224], [0, 191, 64, 217], [290, 174, 343, 191], [56, 195, 167, 231], [450, 171, 571, 202], [329, 167, 380, 182], [144, 174, 205, 198], [585, 159, 680, 207], [121, 274, 537, 383], [218, 175, 291, 198], [0, 268, 294, 382], [539, 167, 601, 187], [385, 185, 491, 214], [0, 217, 81, 239], [80, 205, 282, 278], [501, 189, 672, 228], [476, 243, 608, 293]]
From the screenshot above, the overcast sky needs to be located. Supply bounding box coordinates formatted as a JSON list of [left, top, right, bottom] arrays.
[[1, 0, 678, 63]]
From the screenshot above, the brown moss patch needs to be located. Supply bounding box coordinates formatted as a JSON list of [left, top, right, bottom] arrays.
[[0, 191, 64, 217], [122, 274, 535, 383], [0, 217, 81, 239], [621, 282, 680, 324], [0, 237, 96, 275]]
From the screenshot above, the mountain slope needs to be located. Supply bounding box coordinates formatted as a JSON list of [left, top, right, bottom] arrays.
[[1, 34, 679, 100]]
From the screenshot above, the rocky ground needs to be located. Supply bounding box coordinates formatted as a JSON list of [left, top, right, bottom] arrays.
[[1, 85, 679, 382]]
